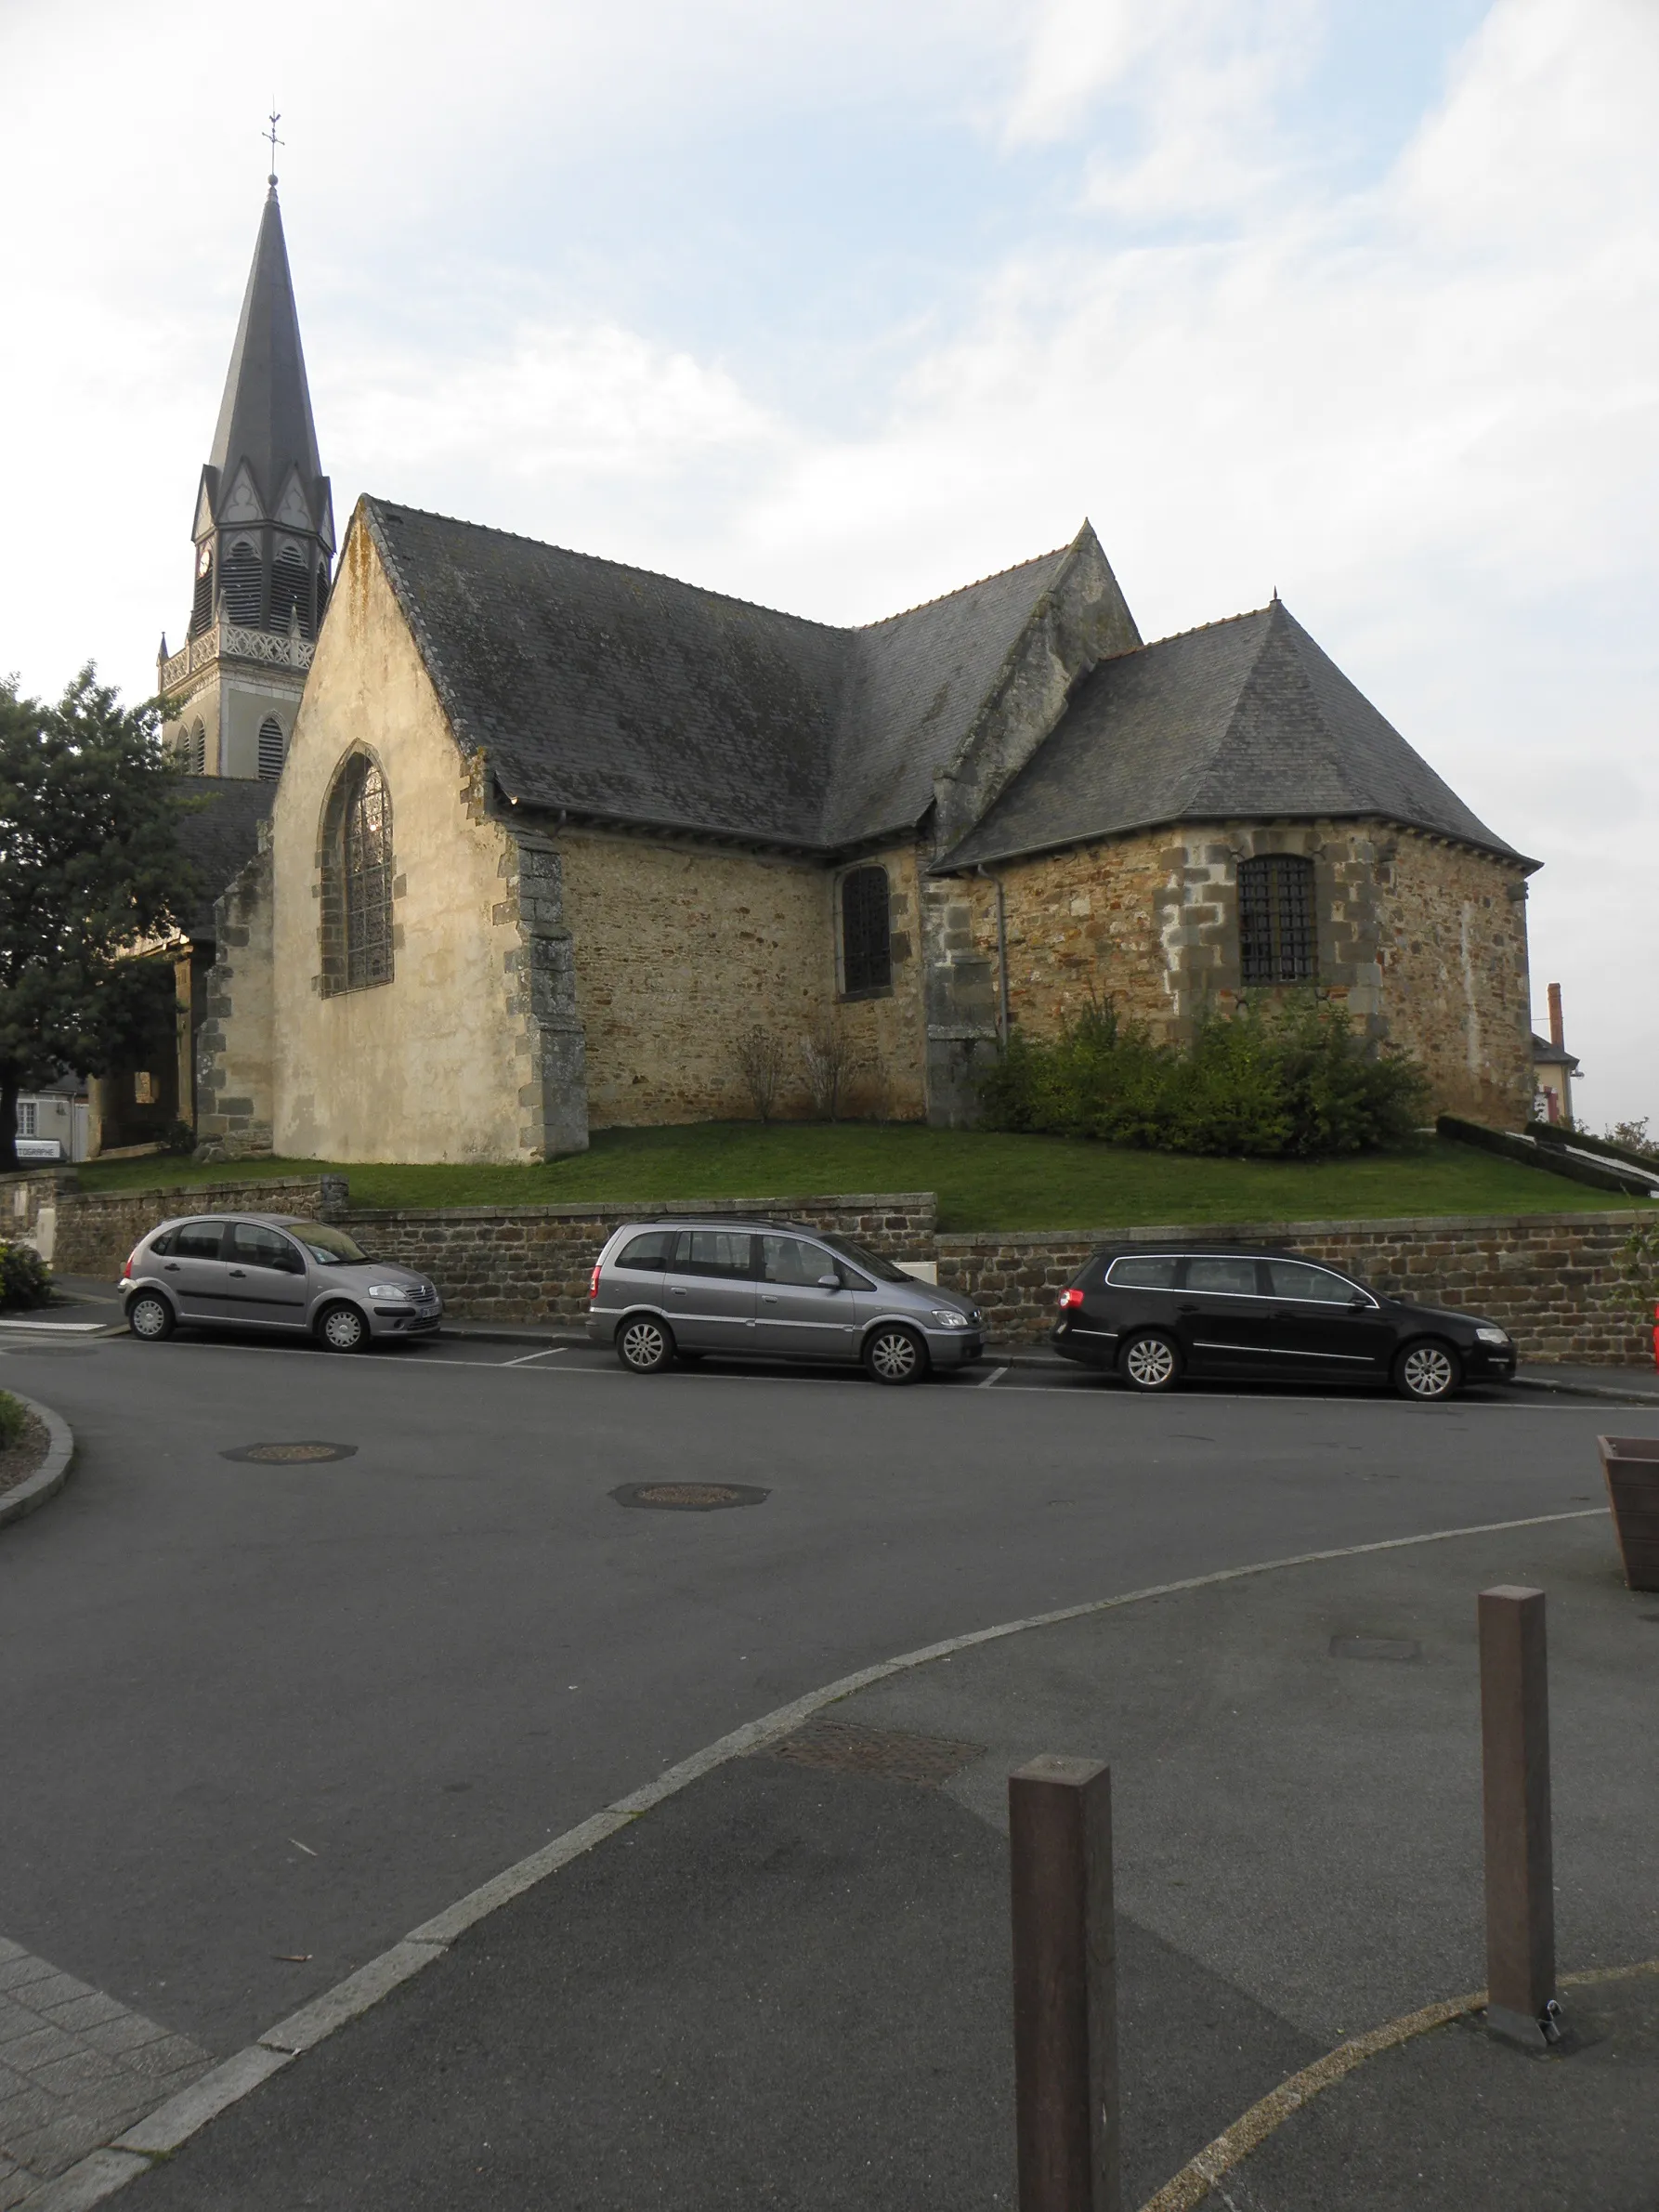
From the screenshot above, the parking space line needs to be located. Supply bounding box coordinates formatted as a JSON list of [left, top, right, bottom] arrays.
[[502, 1347, 568, 1367], [977, 1366, 1008, 1388]]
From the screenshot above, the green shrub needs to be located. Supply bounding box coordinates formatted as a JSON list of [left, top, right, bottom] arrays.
[[0, 1242, 53, 1312], [978, 994, 1428, 1158], [0, 1391, 26, 1447]]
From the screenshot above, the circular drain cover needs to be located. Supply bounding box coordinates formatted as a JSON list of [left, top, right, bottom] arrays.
[[611, 1482, 769, 1512], [221, 1442, 359, 1465]]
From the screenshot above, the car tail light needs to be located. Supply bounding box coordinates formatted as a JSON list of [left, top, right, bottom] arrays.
[[1058, 1287, 1085, 1309], [122, 1252, 134, 1280], [589, 1262, 602, 1300]]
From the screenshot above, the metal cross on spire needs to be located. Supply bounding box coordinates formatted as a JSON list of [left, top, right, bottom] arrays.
[[266, 108, 283, 189]]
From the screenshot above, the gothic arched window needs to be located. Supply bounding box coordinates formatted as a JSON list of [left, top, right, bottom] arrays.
[[840, 865, 892, 995], [320, 754, 394, 995], [256, 716, 286, 781], [222, 537, 263, 625], [1237, 854, 1317, 984]]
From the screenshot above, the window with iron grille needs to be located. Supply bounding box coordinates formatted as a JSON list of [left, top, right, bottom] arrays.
[[257, 716, 286, 781], [343, 758, 394, 990], [841, 866, 891, 995], [1237, 855, 1316, 984]]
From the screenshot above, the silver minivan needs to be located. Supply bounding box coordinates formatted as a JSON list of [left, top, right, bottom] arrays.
[[121, 1213, 443, 1352], [586, 1220, 985, 1383]]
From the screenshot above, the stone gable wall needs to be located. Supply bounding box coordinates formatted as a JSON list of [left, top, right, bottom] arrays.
[[937, 1208, 1651, 1363], [342, 1191, 937, 1323]]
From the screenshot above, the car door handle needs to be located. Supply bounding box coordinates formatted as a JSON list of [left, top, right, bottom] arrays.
[[229, 1268, 247, 1277], [761, 1294, 778, 1304], [164, 1263, 181, 1272], [671, 1288, 687, 1297]]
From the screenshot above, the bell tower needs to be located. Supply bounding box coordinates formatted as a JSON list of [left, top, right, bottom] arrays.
[[159, 149, 333, 781]]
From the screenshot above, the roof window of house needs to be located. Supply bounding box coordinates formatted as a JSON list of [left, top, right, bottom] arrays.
[[841, 865, 892, 996], [1238, 854, 1316, 985]]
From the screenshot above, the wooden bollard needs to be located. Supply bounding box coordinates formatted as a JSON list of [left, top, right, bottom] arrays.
[[1009, 1756, 1120, 2210], [1479, 1586, 1560, 2049]]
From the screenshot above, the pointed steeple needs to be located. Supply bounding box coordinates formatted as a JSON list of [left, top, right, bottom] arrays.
[[207, 183, 325, 513]]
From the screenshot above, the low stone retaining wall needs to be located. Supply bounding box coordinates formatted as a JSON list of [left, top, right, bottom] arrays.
[[938, 1209, 1653, 1362], [345, 1192, 937, 1324], [3, 1164, 1647, 1361], [0, 1171, 346, 1279]]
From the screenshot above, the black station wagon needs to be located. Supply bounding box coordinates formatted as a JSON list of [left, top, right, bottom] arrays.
[[1050, 1245, 1517, 1400]]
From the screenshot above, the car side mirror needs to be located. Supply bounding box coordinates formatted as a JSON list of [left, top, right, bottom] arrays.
[[818, 1274, 842, 1290]]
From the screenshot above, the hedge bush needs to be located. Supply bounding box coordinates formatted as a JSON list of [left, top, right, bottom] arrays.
[[0, 1242, 53, 1311], [0, 1390, 26, 1447], [978, 995, 1430, 1158]]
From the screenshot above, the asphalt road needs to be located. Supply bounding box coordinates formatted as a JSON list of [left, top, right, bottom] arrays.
[[0, 1326, 1639, 2071]]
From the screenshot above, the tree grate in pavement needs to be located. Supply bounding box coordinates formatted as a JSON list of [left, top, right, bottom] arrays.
[[762, 1719, 986, 1786]]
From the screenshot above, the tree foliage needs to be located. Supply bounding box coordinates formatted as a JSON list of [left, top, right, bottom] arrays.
[[977, 993, 1430, 1158], [0, 668, 201, 1172]]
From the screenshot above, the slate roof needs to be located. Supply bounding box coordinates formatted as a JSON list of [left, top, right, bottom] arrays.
[[356, 502, 1523, 871], [205, 187, 329, 532], [173, 777, 274, 937], [943, 601, 1531, 870], [363, 500, 1072, 852]]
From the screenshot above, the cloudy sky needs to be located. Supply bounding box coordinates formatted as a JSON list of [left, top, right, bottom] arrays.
[[4, 0, 1654, 1121]]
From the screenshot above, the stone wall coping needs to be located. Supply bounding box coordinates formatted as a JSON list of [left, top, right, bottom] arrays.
[[343, 1190, 937, 1225], [936, 1207, 1651, 1250]]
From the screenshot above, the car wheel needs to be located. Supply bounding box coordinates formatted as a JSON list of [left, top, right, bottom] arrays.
[[127, 1291, 175, 1342], [1118, 1329, 1182, 1393], [864, 1323, 929, 1385], [1393, 1340, 1461, 1402], [318, 1302, 369, 1354], [617, 1315, 674, 1372]]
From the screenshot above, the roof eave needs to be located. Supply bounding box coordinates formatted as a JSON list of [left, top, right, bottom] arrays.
[[933, 809, 1541, 877]]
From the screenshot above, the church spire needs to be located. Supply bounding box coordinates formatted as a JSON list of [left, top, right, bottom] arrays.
[[160, 159, 332, 780]]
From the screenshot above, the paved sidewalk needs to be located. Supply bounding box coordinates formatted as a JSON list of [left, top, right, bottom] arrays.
[[101, 1506, 1659, 2212]]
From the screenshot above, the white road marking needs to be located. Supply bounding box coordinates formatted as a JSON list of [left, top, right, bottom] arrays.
[[502, 1347, 568, 1367], [977, 1366, 1008, 1388]]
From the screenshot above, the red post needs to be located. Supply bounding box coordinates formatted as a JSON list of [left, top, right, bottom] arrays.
[[1479, 1587, 1559, 2048], [1009, 1757, 1119, 2212]]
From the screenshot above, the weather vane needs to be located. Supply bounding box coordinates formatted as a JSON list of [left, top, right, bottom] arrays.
[[266, 108, 283, 188]]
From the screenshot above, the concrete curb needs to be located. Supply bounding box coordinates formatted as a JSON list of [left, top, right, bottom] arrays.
[[22, 1502, 1612, 2211], [1140, 1956, 1659, 2211], [0, 1393, 75, 1529]]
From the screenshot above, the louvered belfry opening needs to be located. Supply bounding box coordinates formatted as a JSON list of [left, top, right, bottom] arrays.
[[841, 865, 893, 995], [188, 721, 206, 776], [271, 544, 312, 635], [1238, 854, 1317, 984], [190, 549, 215, 634], [221, 538, 264, 625], [256, 716, 286, 781]]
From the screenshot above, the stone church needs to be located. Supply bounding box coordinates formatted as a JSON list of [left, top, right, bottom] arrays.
[[159, 184, 1539, 1165]]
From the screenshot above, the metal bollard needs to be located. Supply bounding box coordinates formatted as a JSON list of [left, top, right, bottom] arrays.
[[1478, 1586, 1561, 2050], [1009, 1756, 1120, 2211]]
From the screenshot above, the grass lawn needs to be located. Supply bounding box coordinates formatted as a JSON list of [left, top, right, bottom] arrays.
[[70, 1124, 1644, 1233]]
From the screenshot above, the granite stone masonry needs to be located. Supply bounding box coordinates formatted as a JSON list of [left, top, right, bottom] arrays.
[[341, 1192, 938, 1325], [23, 1176, 348, 1282], [936, 1208, 1653, 1363]]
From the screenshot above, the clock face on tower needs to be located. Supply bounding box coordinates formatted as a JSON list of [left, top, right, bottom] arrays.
[[197, 543, 213, 576]]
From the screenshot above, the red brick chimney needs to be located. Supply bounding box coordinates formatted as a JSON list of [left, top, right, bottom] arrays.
[[1548, 983, 1564, 1050]]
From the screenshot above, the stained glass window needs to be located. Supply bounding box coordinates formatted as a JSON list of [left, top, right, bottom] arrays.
[[841, 866, 891, 994], [343, 757, 394, 990]]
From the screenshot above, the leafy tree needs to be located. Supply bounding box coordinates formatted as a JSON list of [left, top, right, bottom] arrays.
[[0, 668, 201, 1173]]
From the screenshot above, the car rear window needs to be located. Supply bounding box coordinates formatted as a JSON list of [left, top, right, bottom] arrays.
[[1104, 1255, 1181, 1289], [172, 1219, 227, 1261], [1185, 1256, 1261, 1296], [672, 1231, 755, 1280], [1266, 1259, 1356, 1303], [614, 1232, 674, 1271]]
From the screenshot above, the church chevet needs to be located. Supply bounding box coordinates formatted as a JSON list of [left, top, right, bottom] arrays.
[[160, 185, 1539, 1167]]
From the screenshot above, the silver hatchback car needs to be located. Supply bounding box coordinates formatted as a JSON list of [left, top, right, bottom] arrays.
[[586, 1219, 984, 1382], [121, 1213, 443, 1352]]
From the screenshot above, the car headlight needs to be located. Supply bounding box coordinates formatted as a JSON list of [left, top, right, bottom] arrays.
[[931, 1309, 972, 1329], [1474, 1326, 1510, 1346], [368, 1284, 415, 1302]]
